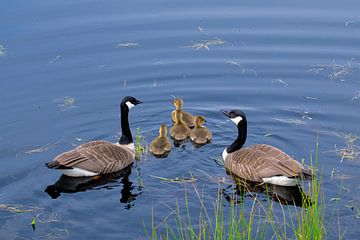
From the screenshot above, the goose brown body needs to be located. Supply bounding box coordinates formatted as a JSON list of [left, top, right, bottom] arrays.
[[190, 115, 212, 145], [171, 98, 194, 128], [46, 96, 142, 177], [224, 144, 312, 183], [222, 109, 312, 186], [48, 140, 134, 175], [150, 124, 171, 156], [170, 111, 191, 141]]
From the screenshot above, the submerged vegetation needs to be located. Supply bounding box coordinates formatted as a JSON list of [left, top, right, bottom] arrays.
[[145, 141, 334, 240]]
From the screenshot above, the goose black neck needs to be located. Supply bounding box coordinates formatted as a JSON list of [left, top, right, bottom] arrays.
[[227, 119, 247, 154], [119, 105, 133, 145]]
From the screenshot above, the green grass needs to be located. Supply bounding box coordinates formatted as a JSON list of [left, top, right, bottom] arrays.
[[135, 127, 147, 160], [145, 140, 333, 240]]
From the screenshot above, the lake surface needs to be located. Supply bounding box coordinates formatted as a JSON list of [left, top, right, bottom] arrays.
[[1, 0, 360, 239]]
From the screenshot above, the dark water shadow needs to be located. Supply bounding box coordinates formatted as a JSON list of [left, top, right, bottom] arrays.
[[223, 171, 312, 207], [45, 165, 141, 209]]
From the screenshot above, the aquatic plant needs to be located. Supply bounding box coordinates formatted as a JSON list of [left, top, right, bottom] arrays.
[[135, 127, 147, 160]]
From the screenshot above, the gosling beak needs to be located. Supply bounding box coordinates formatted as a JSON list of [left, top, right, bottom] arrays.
[[221, 110, 230, 118]]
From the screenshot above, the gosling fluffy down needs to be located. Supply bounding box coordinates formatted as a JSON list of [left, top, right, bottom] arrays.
[[171, 98, 195, 128], [150, 124, 171, 157], [170, 111, 191, 141], [190, 115, 212, 145]]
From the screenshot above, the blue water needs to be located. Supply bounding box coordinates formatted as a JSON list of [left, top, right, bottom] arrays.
[[1, 0, 360, 239]]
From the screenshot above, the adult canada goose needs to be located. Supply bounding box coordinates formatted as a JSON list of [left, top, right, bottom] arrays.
[[149, 124, 171, 157], [222, 109, 313, 186], [190, 115, 212, 145], [46, 96, 142, 177], [170, 110, 191, 141], [171, 98, 195, 128]]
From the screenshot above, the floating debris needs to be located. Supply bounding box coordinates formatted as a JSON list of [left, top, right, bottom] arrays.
[[273, 117, 305, 126], [54, 96, 76, 111], [151, 80, 157, 88], [0, 204, 39, 213], [182, 38, 226, 51], [197, 26, 207, 35], [335, 133, 360, 162], [123, 79, 127, 87], [308, 59, 360, 81], [264, 133, 273, 137], [21, 139, 64, 155], [227, 60, 258, 76], [0, 44, 6, 57], [352, 91, 360, 101], [150, 175, 197, 183], [345, 205, 360, 218], [345, 20, 355, 27], [49, 55, 61, 64], [330, 197, 341, 202], [272, 78, 288, 86], [116, 42, 139, 48], [303, 96, 318, 100]]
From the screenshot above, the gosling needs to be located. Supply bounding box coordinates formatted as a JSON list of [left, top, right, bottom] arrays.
[[171, 98, 195, 128], [170, 111, 191, 141], [149, 124, 171, 157], [190, 115, 212, 145]]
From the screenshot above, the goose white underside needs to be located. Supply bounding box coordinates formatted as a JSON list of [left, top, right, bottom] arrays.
[[222, 148, 228, 160], [60, 168, 98, 177], [262, 176, 297, 186]]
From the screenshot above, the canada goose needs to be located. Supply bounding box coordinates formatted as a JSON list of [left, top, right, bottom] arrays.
[[171, 98, 195, 128], [149, 124, 171, 157], [222, 110, 313, 186], [170, 110, 191, 141], [190, 115, 212, 145], [46, 96, 142, 177]]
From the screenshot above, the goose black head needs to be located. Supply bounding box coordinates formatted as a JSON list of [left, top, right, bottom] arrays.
[[121, 96, 143, 110], [222, 109, 246, 125]]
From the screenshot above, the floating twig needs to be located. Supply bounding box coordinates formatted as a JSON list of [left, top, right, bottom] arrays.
[[182, 38, 226, 51], [49, 55, 61, 64], [150, 175, 197, 183], [116, 42, 139, 48]]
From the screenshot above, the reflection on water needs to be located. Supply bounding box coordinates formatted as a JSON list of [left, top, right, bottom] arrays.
[[224, 171, 311, 207], [45, 165, 141, 209]]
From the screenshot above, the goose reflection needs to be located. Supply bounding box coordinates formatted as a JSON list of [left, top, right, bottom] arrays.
[[45, 165, 141, 209], [223, 171, 311, 207]]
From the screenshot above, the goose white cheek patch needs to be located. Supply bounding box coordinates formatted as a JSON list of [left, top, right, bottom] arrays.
[[230, 116, 243, 125], [126, 101, 135, 109]]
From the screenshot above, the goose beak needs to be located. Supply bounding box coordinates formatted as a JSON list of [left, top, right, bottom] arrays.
[[135, 99, 143, 105], [221, 110, 230, 118]]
